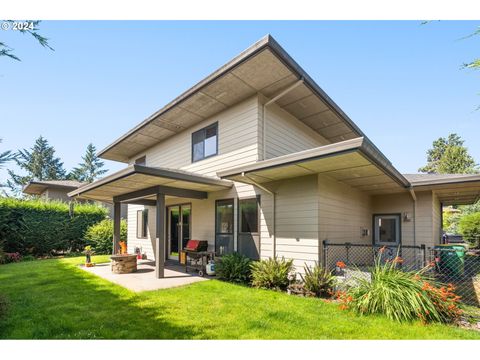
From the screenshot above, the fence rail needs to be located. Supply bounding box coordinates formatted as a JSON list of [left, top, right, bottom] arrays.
[[322, 241, 480, 307]]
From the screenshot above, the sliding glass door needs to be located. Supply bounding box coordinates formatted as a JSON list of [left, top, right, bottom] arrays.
[[167, 204, 191, 261]]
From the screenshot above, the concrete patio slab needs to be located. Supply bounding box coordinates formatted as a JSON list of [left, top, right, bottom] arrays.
[[80, 260, 209, 292]]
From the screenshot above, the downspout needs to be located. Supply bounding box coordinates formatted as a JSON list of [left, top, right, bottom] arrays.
[[409, 187, 417, 247], [242, 172, 276, 258], [262, 79, 304, 160]]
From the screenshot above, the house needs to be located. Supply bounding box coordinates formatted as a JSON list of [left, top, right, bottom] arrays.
[[24, 179, 128, 218], [23, 180, 87, 202], [69, 35, 480, 278]]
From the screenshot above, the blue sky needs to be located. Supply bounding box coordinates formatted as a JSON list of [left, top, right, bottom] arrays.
[[1, 20, 479, 186]]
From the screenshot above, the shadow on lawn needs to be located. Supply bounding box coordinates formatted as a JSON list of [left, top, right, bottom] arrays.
[[0, 260, 202, 339]]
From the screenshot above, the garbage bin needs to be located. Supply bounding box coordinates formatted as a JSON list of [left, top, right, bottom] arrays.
[[434, 244, 466, 277]]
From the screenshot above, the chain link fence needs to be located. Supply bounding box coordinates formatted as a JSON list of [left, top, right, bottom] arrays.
[[323, 241, 480, 307]]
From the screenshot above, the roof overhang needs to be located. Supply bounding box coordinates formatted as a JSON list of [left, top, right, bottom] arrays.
[[98, 35, 367, 163], [68, 165, 233, 203], [409, 174, 480, 205], [218, 137, 410, 195], [23, 181, 81, 196]]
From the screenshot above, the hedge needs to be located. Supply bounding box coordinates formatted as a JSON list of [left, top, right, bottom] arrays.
[[85, 218, 127, 254], [0, 197, 107, 256]]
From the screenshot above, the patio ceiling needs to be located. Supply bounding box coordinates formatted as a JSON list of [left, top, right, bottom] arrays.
[[218, 137, 410, 196], [99, 35, 366, 163], [405, 174, 480, 205], [68, 165, 233, 203]]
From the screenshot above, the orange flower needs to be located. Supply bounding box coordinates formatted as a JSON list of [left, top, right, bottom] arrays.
[[378, 246, 387, 254], [392, 256, 403, 264], [336, 261, 346, 269]]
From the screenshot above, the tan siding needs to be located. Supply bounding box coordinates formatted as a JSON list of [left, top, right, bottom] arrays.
[[264, 101, 329, 159], [319, 174, 372, 245], [130, 96, 260, 177], [274, 175, 319, 270]]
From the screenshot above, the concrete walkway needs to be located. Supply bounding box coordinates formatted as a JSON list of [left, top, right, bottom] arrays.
[[80, 260, 209, 292]]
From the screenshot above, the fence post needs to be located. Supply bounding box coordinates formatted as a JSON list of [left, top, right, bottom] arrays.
[[322, 240, 328, 269]]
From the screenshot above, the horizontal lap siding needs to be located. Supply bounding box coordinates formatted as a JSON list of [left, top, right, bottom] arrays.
[[274, 175, 319, 271], [432, 192, 442, 247], [319, 174, 372, 246], [264, 102, 328, 159]]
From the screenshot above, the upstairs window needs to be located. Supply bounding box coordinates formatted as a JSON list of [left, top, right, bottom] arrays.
[[192, 122, 218, 162]]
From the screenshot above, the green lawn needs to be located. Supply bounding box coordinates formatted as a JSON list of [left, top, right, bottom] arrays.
[[0, 256, 479, 339]]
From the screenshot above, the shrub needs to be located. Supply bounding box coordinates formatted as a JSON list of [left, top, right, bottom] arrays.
[[299, 262, 336, 298], [84, 218, 127, 254], [0, 197, 107, 256], [458, 212, 480, 247], [216, 252, 252, 284], [342, 250, 462, 323], [251, 257, 294, 291], [2, 252, 21, 264]]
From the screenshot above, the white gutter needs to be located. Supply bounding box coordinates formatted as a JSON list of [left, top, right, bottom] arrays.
[[242, 172, 277, 258], [262, 79, 304, 160]]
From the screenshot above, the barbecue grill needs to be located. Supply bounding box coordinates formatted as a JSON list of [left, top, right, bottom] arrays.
[[183, 240, 214, 276]]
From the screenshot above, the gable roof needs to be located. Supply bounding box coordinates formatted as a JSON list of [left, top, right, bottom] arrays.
[[23, 180, 86, 196], [98, 34, 368, 163]]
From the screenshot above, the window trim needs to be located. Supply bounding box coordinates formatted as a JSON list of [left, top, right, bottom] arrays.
[[238, 196, 260, 235], [136, 209, 148, 239], [372, 213, 401, 246], [191, 122, 218, 163]]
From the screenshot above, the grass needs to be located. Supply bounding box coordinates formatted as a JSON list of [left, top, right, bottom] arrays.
[[0, 256, 479, 339]]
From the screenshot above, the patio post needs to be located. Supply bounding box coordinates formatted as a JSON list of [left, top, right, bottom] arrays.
[[155, 193, 165, 278], [113, 201, 121, 254]]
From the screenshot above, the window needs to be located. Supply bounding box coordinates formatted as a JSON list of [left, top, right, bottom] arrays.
[[136, 209, 148, 238], [373, 214, 400, 245], [192, 122, 218, 162], [135, 156, 146, 166], [239, 197, 259, 234], [215, 199, 234, 255]]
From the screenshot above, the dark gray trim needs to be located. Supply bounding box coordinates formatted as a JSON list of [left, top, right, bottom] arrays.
[[155, 193, 166, 278], [113, 184, 207, 203], [69, 164, 232, 199], [166, 202, 192, 261], [237, 195, 261, 260], [136, 209, 148, 239], [113, 202, 121, 254], [372, 213, 402, 246], [124, 199, 157, 206]]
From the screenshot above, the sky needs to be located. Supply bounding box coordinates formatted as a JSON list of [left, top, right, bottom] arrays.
[[1, 20, 479, 187]]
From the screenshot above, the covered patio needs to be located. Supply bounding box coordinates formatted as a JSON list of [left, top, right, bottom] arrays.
[[69, 164, 232, 278], [81, 260, 209, 292]]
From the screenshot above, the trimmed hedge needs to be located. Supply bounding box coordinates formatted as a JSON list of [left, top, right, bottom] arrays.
[[0, 197, 107, 256]]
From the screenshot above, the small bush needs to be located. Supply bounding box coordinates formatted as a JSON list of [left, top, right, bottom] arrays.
[[251, 257, 294, 291], [216, 252, 252, 284], [458, 212, 480, 247], [342, 250, 462, 323], [300, 262, 336, 298], [84, 218, 127, 254], [1, 252, 21, 264]]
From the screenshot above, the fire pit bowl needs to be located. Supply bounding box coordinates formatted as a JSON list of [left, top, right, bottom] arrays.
[[110, 254, 137, 274]]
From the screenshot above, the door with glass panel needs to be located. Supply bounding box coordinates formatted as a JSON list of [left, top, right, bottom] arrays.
[[167, 204, 191, 261], [215, 199, 234, 256], [238, 197, 260, 260]]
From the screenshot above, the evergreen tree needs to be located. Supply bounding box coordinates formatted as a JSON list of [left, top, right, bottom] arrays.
[[0, 138, 14, 168], [7, 136, 66, 194], [69, 143, 107, 183], [419, 133, 478, 174]]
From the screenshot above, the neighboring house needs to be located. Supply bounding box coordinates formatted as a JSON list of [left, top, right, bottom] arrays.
[[23, 179, 127, 218], [69, 35, 480, 278], [23, 180, 87, 202]]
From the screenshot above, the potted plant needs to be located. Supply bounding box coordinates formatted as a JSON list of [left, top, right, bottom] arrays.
[[84, 245, 94, 267]]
